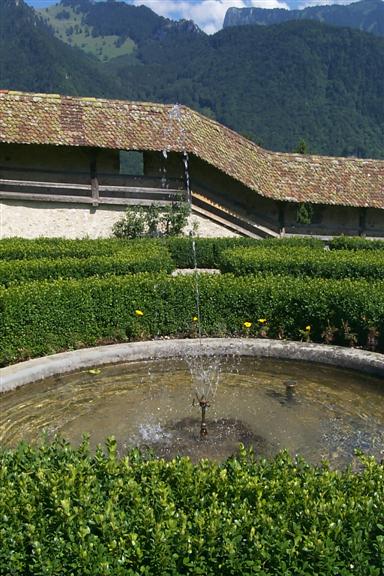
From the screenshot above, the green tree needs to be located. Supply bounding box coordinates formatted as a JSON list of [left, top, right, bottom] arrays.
[[294, 139, 308, 154]]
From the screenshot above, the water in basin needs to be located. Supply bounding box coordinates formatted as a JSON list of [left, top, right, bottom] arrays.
[[1, 357, 383, 467]]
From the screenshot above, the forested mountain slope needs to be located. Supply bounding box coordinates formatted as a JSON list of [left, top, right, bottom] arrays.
[[224, 0, 384, 38], [0, 0, 122, 95], [112, 20, 384, 158], [1, 0, 383, 159]]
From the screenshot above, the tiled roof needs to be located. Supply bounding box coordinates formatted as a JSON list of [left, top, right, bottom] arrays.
[[0, 90, 383, 209]]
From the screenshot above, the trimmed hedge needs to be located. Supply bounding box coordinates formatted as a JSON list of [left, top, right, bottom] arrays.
[[1, 440, 383, 575], [330, 236, 384, 251], [220, 246, 384, 279], [4, 236, 384, 271], [165, 237, 323, 268], [1, 273, 383, 365], [0, 237, 129, 261], [0, 247, 174, 287], [0, 237, 324, 269]]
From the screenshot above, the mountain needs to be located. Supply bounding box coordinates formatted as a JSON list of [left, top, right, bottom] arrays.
[[112, 20, 384, 158], [39, 0, 202, 62], [224, 0, 384, 38], [1, 0, 383, 159], [0, 0, 122, 95]]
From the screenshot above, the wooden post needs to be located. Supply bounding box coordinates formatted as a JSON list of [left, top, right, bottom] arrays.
[[91, 177, 99, 206], [278, 201, 286, 236], [90, 152, 99, 207]]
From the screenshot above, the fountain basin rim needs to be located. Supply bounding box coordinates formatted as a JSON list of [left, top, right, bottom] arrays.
[[1, 339, 383, 393]]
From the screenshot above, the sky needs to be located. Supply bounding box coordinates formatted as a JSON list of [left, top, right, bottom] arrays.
[[26, 0, 361, 34]]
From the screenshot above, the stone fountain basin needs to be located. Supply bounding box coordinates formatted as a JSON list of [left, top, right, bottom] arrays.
[[1, 339, 383, 393], [1, 339, 383, 466]]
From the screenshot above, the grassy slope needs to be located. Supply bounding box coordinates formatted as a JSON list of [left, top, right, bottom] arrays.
[[0, 0, 124, 95], [39, 4, 137, 62]]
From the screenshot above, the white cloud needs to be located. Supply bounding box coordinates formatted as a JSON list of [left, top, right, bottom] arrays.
[[297, 0, 356, 8], [249, 0, 290, 7], [132, 0, 289, 33]]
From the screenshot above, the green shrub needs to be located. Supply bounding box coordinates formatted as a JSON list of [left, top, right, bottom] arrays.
[[0, 237, 128, 261], [329, 236, 384, 251], [1, 439, 383, 575], [165, 237, 258, 268], [1, 273, 383, 365], [0, 237, 323, 266], [0, 246, 174, 287], [112, 206, 147, 239], [262, 236, 324, 249], [220, 246, 384, 279], [296, 202, 314, 224], [112, 203, 190, 239], [166, 237, 323, 268]]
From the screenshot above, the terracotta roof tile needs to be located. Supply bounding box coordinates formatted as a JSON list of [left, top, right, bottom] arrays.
[[0, 91, 383, 209]]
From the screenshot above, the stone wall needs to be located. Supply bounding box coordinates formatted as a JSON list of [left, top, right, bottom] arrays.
[[0, 200, 238, 239]]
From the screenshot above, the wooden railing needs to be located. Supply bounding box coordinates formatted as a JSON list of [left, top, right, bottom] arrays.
[[0, 167, 186, 207], [0, 166, 279, 238]]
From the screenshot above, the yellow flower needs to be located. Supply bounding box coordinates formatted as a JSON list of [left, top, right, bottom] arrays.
[[192, 316, 198, 322], [258, 318, 267, 324], [305, 325, 311, 331], [135, 309, 144, 317], [243, 321, 252, 329]]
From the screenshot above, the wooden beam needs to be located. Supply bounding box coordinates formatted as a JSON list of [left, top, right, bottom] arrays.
[[0, 191, 94, 204], [98, 184, 184, 196], [99, 197, 173, 207], [0, 178, 90, 190], [0, 179, 185, 198], [0, 191, 179, 207]]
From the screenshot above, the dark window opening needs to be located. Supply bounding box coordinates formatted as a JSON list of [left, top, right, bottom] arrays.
[[119, 151, 144, 176]]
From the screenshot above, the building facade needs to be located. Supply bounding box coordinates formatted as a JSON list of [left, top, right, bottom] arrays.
[[0, 90, 383, 238]]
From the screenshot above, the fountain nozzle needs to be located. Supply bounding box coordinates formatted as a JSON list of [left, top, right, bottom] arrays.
[[284, 380, 297, 400], [195, 394, 210, 438]]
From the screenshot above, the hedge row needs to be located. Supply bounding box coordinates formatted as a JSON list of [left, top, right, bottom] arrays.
[[1, 273, 383, 365], [220, 247, 384, 280], [2, 236, 384, 269], [165, 237, 324, 268], [0, 237, 131, 261], [0, 246, 174, 287], [1, 439, 383, 575], [329, 236, 384, 251], [0, 236, 323, 265], [3, 239, 383, 286]]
